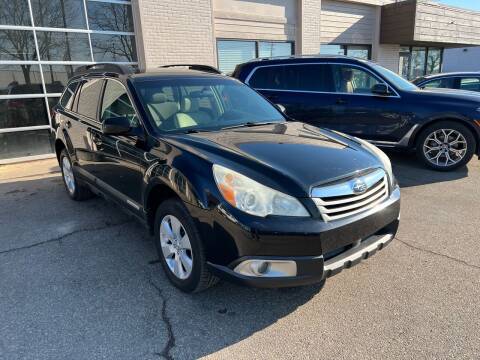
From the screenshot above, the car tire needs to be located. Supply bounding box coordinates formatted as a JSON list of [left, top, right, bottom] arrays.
[[59, 149, 94, 201], [154, 198, 219, 293], [416, 121, 476, 171]]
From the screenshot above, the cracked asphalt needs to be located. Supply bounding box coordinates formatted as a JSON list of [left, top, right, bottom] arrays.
[[0, 154, 479, 360]]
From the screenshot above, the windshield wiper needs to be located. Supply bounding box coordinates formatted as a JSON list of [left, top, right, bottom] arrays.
[[221, 121, 282, 130]]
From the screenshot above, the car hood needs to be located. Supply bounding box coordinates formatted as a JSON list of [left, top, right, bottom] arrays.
[[413, 87, 480, 102], [169, 122, 384, 197]]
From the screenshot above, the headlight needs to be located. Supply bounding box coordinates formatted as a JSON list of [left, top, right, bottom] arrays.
[[354, 138, 395, 188], [212, 164, 309, 217]]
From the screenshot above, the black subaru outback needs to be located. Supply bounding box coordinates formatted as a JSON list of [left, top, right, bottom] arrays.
[[53, 63, 400, 292]]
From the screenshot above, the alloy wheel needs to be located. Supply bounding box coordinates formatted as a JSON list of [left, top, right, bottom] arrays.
[[423, 129, 467, 167], [159, 215, 193, 280], [62, 156, 76, 194]]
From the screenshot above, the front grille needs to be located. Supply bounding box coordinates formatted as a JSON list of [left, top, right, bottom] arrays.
[[311, 169, 388, 222]]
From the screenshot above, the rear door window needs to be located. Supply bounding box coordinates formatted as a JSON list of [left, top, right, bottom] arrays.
[[249, 64, 334, 92], [76, 78, 104, 120], [459, 78, 480, 92]]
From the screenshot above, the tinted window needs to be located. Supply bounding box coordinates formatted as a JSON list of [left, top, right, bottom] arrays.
[[76, 79, 103, 119], [0, 64, 43, 94], [31, 0, 86, 29], [249, 64, 334, 92], [423, 77, 455, 89], [459, 78, 480, 92], [91, 34, 137, 62], [37, 31, 91, 61], [0, 30, 37, 61], [0, 0, 31, 26], [217, 40, 256, 74], [0, 98, 49, 129], [0, 130, 53, 160], [101, 80, 138, 127], [332, 65, 382, 94], [87, 2, 133, 32], [60, 81, 79, 109]]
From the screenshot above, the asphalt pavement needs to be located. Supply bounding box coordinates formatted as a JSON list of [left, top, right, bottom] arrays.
[[0, 153, 479, 360]]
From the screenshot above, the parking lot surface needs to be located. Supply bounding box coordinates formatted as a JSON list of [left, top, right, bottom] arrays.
[[0, 154, 479, 360]]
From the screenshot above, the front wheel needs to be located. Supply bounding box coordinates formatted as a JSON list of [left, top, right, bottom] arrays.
[[416, 121, 476, 171], [59, 149, 93, 200], [154, 198, 218, 293]]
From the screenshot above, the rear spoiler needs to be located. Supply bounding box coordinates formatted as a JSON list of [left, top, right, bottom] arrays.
[[159, 64, 222, 74]]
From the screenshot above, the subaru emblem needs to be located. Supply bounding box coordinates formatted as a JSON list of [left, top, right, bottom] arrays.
[[352, 179, 368, 194]]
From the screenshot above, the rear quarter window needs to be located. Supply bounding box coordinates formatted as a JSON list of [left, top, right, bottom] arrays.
[[60, 81, 79, 110]]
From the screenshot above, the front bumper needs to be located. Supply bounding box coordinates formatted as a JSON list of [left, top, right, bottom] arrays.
[[205, 186, 400, 288]]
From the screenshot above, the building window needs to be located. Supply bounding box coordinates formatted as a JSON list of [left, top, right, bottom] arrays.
[[0, 0, 137, 162], [216, 40, 294, 74], [320, 44, 371, 60], [399, 46, 443, 80]]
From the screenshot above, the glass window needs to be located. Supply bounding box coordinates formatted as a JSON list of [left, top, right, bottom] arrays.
[[31, 0, 86, 29], [91, 34, 137, 62], [0, 30, 37, 61], [217, 40, 256, 74], [332, 65, 381, 94], [101, 80, 138, 127], [258, 42, 293, 58], [422, 77, 455, 90], [371, 63, 417, 91], [76, 79, 103, 119], [42, 65, 76, 93], [60, 81, 79, 109], [249, 64, 334, 92], [409, 47, 426, 80], [0, 130, 54, 160], [37, 31, 91, 61], [346, 46, 370, 60], [136, 78, 284, 133], [87, 2, 134, 32], [320, 44, 344, 56], [459, 78, 480, 92], [426, 48, 442, 75], [0, 98, 49, 129], [0, 0, 31, 26], [0, 64, 43, 94]]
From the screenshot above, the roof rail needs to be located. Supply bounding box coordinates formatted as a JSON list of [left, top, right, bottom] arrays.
[[159, 64, 222, 74], [74, 63, 134, 76]]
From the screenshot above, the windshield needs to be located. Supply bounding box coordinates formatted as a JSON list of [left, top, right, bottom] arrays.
[[370, 63, 418, 91], [135, 77, 285, 133]]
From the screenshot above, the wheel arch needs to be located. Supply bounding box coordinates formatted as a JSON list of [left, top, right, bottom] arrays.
[[410, 118, 479, 153]]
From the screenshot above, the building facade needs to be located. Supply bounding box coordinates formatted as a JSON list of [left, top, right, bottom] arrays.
[[2, 0, 480, 163], [443, 46, 480, 72]]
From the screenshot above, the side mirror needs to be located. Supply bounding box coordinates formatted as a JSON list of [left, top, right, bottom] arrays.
[[371, 83, 391, 96], [276, 104, 287, 113], [102, 116, 131, 135]]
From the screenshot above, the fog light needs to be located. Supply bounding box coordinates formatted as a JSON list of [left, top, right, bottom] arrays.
[[234, 259, 297, 277]]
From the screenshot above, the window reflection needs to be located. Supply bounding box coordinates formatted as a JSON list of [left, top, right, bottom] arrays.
[[42, 65, 76, 93], [426, 48, 442, 75], [0, 30, 37, 61], [31, 0, 86, 29], [0, 98, 49, 129], [87, 2, 134, 32], [0, 64, 43, 94], [37, 31, 91, 61], [0, 0, 31, 26], [0, 130, 54, 160], [91, 34, 137, 62]]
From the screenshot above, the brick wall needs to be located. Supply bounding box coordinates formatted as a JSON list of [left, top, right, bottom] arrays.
[[298, 0, 322, 55], [375, 44, 400, 72], [132, 0, 216, 70]]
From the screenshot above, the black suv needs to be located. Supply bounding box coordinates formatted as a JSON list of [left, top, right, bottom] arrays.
[[233, 56, 480, 171], [54, 63, 400, 292]]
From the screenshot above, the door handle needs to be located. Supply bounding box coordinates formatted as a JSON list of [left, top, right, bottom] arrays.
[[65, 120, 72, 128], [336, 98, 348, 105]]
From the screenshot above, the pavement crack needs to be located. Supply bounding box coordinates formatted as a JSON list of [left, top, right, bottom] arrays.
[[395, 236, 480, 271], [0, 219, 133, 255], [149, 280, 176, 360]]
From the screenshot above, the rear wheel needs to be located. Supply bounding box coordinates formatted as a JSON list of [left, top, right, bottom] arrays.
[[59, 149, 93, 200], [154, 198, 218, 292], [416, 121, 476, 171]]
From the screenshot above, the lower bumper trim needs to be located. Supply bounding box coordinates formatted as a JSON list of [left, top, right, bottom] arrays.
[[322, 233, 394, 279]]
